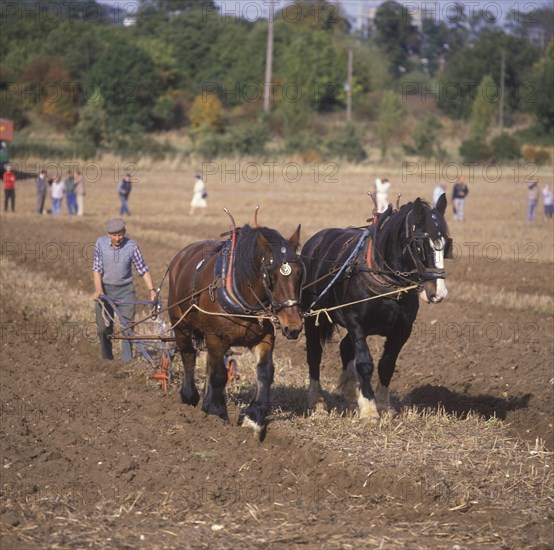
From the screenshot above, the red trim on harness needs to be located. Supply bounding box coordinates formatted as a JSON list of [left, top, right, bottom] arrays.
[[365, 212, 379, 268], [226, 226, 237, 293]]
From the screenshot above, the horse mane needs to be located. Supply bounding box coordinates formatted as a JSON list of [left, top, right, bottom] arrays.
[[233, 224, 292, 288], [379, 200, 450, 245]]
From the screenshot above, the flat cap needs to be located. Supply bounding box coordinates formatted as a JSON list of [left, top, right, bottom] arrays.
[[106, 218, 126, 234]]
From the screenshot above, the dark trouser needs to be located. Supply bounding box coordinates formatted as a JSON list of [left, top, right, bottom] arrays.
[[66, 192, 78, 215], [119, 193, 130, 215], [95, 283, 136, 362], [4, 189, 15, 212], [527, 199, 538, 222], [37, 191, 46, 214]]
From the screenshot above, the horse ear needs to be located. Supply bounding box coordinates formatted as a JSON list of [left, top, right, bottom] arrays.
[[412, 198, 426, 227], [435, 193, 447, 215], [288, 224, 301, 251]]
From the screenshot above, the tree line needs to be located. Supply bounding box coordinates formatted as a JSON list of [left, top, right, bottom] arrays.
[[1, 0, 552, 161]]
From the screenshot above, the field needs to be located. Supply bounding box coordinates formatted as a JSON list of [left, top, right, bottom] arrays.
[[1, 160, 553, 548]]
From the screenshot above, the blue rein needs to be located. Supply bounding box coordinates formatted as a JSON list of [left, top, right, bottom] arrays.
[[308, 228, 372, 311]]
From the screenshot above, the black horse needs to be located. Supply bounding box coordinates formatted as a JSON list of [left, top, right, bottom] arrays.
[[301, 195, 452, 420], [168, 220, 304, 433]]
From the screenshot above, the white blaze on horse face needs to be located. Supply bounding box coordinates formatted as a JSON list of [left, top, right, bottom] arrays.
[[433, 237, 448, 302]]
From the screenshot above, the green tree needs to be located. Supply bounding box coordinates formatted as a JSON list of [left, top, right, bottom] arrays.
[[73, 92, 109, 157], [277, 29, 343, 137], [85, 40, 160, 131], [526, 41, 554, 133], [326, 123, 367, 162], [403, 114, 443, 158], [19, 57, 77, 127], [196, 18, 266, 107], [350, 43, 391, 94], [470, 75, 498, 141], [491, 133, 521, 160], [506, 7, 554, 48], [160, 8, 224, 93], [138, 0, 216, 13], [373, 1, 420, 75], [189, 94, 224, 132], [43, 21, 103, 82], [280, 0, 349, 33], [377, 90, 406, 159], [438, 29, 540, 119]]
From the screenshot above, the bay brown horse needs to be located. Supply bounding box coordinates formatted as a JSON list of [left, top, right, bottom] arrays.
[[168, 222, 304, 433], [301, 195, 452, 421]]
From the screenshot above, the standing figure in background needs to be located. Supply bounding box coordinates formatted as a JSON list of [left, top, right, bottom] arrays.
[[118, 174, 132, 216], [65, 171, 78, 215], [452, 177, 469, 221], [3, 165, 16, 213], [189, 173, 207, 216], [50, 176, 65, 215], [0, 142, 9, 177], [541, 183, 553, 221], [526, 180, 540, 222], [433, 182, 447, 207], [75, 170, 86, 216], [36, 169, 48, 214], [374, 177, 391, 213]]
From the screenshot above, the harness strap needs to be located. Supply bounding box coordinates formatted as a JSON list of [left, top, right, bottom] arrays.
[[307, 284, 420, 326], [308, 228, 372, 310]]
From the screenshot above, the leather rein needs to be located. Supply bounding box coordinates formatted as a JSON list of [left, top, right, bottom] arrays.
[[312, 206, 450, 305]]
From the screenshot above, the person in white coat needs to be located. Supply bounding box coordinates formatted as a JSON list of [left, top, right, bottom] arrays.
[[189, 174, 207, 216], [374, 178, 391, 213], [50, 176, 65, 215], [433, 182, 447, 207]]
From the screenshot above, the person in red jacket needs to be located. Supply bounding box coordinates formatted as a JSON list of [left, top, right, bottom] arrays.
[[3, 165, 16, 212]]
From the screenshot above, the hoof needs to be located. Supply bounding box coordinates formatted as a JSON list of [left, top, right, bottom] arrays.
[[181, 386, 200, 407], [201, 402, 229, 422], [239, 404, 268, 436], [375, 382, 390, 414], [307, 379, 326, 413], [240, 415, 264, 434], [337, 361, 360, 405], [307, 399, 327, 415], [358, 395, 380, 422]]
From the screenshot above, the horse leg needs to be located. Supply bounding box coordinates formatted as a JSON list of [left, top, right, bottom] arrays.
[[201, 344, 229, 421], [337, 334, 359, 406], [376, 330, 410, 415], [305, 315, 326, 412], [347, 328, 379, 422], [175, 326, 199, 407], [240, 333, 275, 433]]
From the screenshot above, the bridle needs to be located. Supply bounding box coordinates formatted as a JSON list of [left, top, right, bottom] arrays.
[[259, 245, 304, 313], [403, 210, 452, 283]]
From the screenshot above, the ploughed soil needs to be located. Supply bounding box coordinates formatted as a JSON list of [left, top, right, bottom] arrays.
[[1, 175, 553, 548]]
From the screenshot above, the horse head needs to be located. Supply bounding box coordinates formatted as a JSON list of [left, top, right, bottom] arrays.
[[407, 195, 452, 303], [255, 225, 304, 340]]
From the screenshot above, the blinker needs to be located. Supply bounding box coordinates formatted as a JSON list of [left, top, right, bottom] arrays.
[[444, 237, 454, 260]]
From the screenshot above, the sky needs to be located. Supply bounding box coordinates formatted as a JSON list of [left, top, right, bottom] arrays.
[[97, 1, 553, 24]]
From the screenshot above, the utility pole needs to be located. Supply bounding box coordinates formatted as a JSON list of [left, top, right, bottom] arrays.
[[346, 48, 353, 122], [263, 0, 275, 113], [499, 50, 505, 133]]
